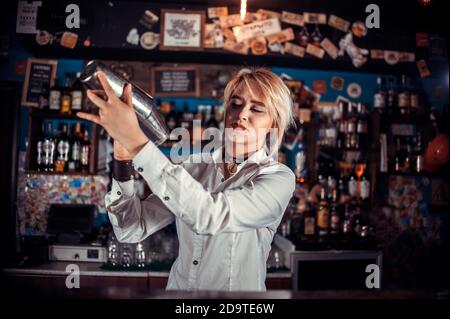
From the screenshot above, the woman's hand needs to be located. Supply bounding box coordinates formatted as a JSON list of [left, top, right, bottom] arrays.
[[76, 71, 149, 158]]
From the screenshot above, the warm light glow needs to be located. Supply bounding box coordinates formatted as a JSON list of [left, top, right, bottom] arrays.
[[240, 0, 247, 21], [418, 0, 432, 6]]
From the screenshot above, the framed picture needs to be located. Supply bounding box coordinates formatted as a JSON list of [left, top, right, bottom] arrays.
[[151, 65, 200, 97], [21, 58, 58, 107], [160, 9, 205, 51]]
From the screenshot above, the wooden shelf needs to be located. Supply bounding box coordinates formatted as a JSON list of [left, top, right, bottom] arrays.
[[25, 170, 99, 177], [21, 43, 421, 77], [379, 171, 444, 178]]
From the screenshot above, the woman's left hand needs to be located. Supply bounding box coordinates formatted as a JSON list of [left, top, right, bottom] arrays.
[[76, 71, 149, 158]]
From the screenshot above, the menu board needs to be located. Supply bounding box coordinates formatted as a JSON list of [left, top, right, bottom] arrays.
[[21, 58, 57, 107], [151, 66, 200, 97]]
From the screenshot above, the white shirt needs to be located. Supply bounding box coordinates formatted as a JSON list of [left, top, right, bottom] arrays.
[[105, 141, 295, 291]]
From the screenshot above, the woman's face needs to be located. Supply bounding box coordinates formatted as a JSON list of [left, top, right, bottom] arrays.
[[224, 83, 274, 156]]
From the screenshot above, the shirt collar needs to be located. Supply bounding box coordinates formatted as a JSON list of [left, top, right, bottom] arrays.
[[211, 146, 269, 174]]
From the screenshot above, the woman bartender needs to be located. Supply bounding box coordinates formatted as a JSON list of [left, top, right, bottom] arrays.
[[77, 68, 296, 291]]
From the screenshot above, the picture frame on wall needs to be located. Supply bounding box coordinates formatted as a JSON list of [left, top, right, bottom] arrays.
[[160, 9, 205, 51], [21, 58, 58, 107], [151, 65, 200, 97]]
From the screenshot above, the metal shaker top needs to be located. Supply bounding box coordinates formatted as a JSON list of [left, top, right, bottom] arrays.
[[79, 60, 99, 84], [80, 60, 154, 119], [79, 60, 170, 146]]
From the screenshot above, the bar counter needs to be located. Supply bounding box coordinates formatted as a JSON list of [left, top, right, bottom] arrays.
[[2, 262, 443, 299], [2, 261, 292, 278], [2, 261, 293, 293]]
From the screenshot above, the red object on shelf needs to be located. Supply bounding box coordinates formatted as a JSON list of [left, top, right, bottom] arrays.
[[424, 134, 449, 172]]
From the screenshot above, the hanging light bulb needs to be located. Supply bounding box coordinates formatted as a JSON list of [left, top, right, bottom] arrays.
[[240, 0, 247, 21]]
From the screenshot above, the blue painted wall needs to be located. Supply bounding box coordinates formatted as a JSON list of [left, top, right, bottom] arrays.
[[1, 39, 448, 152]]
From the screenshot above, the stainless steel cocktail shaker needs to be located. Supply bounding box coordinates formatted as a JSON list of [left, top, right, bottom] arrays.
[[79, 60, 169, 146]]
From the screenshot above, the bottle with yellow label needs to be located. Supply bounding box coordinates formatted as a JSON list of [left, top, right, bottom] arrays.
[[317, 187, 329, 238], [60, 73, 73, 115]]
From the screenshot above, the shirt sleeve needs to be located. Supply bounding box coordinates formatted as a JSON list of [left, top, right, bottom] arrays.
[[105, 178, 175, 243], [132, 141, 296, 235]]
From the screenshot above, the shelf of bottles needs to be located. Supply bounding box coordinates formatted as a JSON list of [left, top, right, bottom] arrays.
[[278, 72, 442, 249], [374, 75, 429, 177], [155, 99, 225, 149], [280, 97, 376, 249], [26, 72, 98, 175]]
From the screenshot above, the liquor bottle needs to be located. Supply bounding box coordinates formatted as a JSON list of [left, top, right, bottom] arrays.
[[316, 187, 329, 238], [42, 122, 55, 172], [341, 204, 352, 236], [394, 137, 402, 173], [55, 123, 70, 173], [337, 116, 347, 149], [326, 175, 336, 202], [165, 103, 178, 131], [350, 131, 359, 150], [297, 25, 310, 47], [352, 206, 363, 236], [80, 127, 90, 173], [60, 73, 73, 115], [348, 173, 357, 199], [317, 173, 326, 188], [66, 126, 76, 172], [346, 104, 357, 149], [206, 105, 220, 128], [360, 170, 371, 202], [36, 122, 46, 171], [38, 82, 50, 110], [373, 77, 386, 113], [294, 150, 306, 182], [195, 105, 205, 125], [356, 103, 368, 148], [303, 203, 316, 239], [398, 75, 410, 118], [194, 105, 205, 137], [337, 171, 348, 203], [329, 189, 340, 236], [387, 77, 397, 116], [203, 105, 212, 128], [53, 124, 63, 172], [180, 103, 192, 130], [325, 117, 337, 147], [413, 132, 424, 173], [69, 123, 82, 172], [403, 137, 411, 173], [290, 201, 305, 240], [71, 72, 83, 111], [311, 24, 323, 46], [409, 77, 420, 117], [49, 79, 62, 111]]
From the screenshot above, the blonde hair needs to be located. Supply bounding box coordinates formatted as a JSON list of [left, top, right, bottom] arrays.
[[223, 67, 295, 154]]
